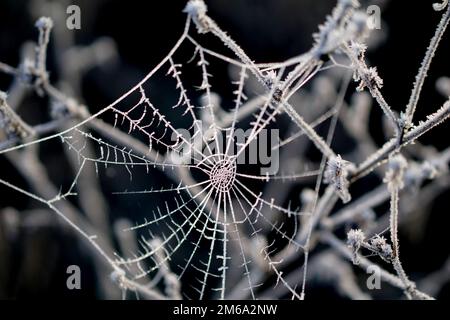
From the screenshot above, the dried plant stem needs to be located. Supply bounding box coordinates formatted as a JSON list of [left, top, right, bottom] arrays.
[[33, 17, 53, 92], [352, 99, 450, 181], [283, 101, 337, 159], [0, 61, 19, 76], [404, 4, 450, 127], [321, 231, 433, 299], [389, 183, 414, 299], [342, 44, 400, 137], [0, 92, 36, 139], [384, 154, 434, 300], [0, 173, 167, 299], [388, 183, 434, 300]]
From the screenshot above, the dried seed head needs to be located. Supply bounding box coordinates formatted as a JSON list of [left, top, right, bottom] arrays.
[[324, 155, 355, 203], [184, 0, 209, 33], [384, 154, 408, 191], [370, 235, 393, 261], [347, 228, 365, 247], [349, 41, 368, 60], [347, 228, 365, 264], [355, 66, 383, 92], [433, 0, 449, 11], [110, 268, 126, 287]]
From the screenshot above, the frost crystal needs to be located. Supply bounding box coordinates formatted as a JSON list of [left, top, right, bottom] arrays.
[[384, 154, 408, 191], [324, 155, 355, 203]]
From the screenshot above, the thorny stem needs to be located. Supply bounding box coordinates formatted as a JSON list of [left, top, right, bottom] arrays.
[[34, 17, 53, 91]]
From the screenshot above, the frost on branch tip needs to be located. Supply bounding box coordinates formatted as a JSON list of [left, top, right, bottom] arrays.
[[347, 228, 365, 248], [35, 16, 53, 30], [350, 40, 383, 92], [347, 228, 365, 264], [0, 91, 35, 139], [312, 1, 369, 55], [384, 154, 408, 191], [433, 0, 449, 11], [324, 155, 355, 203], [110, 268, 126, 288], [355, 66, 383, 92], [370, 235, 393, 262], [184, 0, 209, 33], [349, 41, 368, 63]]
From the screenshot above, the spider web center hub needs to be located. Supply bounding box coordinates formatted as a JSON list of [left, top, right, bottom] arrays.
[[209, 156, 237, 193]]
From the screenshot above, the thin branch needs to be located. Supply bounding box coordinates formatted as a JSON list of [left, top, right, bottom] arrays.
[[352, 99, 450, 181], [404, 3, 450, 127]]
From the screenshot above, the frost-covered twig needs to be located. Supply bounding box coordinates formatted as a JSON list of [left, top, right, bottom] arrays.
[[404, 2, 450, 128], [384, 154, 418, 299], [342, 43, 400, 137], [184, 0, 347, 160], [0, 92, 35, 139], [323, 231, 434, 299], [352, 98, 450, 181], [33, 17, 53, 92]]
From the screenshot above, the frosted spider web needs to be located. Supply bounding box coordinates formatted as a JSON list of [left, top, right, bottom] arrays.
[[0, 13, 348, 300], [0, 0, 449, 301]]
